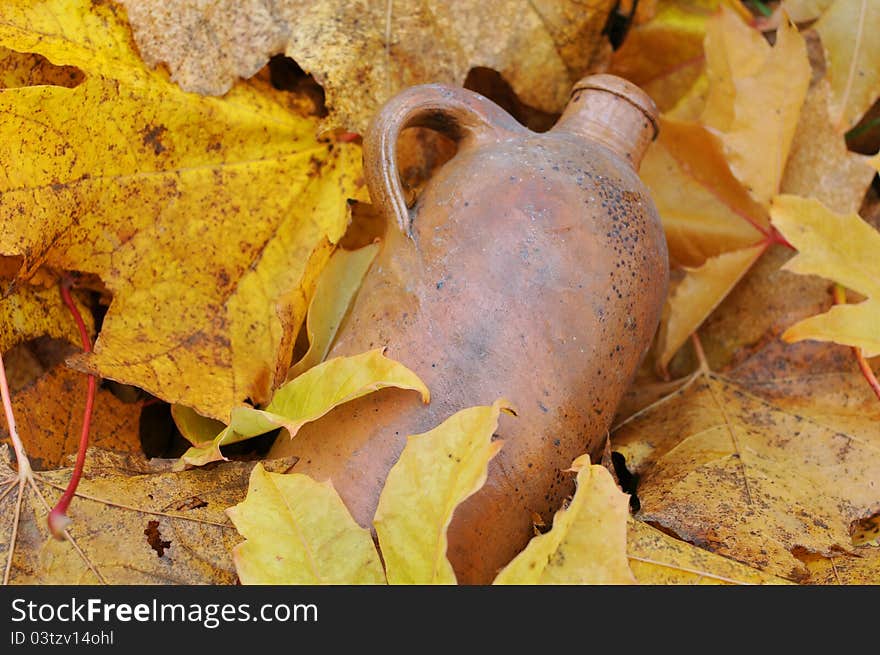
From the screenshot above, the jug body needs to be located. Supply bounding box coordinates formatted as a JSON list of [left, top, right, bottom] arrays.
[[270, 76, 668, 583]]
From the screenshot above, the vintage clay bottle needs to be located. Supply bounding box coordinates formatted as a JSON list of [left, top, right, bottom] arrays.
[[270, 74, 668, 583]]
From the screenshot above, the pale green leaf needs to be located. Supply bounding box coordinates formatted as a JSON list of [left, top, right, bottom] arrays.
[[287, 243, 380, 380], [171, 404, 227, 446], [179, 349, 429, 467], [234, 348, 429, 438]]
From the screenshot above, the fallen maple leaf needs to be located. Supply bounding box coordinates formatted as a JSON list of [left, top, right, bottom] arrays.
[[626, 520, 791, 584], [770, 195, 880, 356], [494, 455, 635, 584], [640, 118, 767, 269], [0, 0, 363, 421], [781, 79, 876, 214], [180, 349, 429, 466], [230, 399, 670, 585], [639, 7, 875, 367], [812, 0, 880, 132], [610, 0, 752, 112], [119, 0, 616, 132], [228, 399, 512, 585], [640, 7, 809, 367], [0, 447, 285, 584], [700, 6, 810, 207], [612, 365, 880, 581], [798, 546, 880, 584], [227, 463, 385, 585]]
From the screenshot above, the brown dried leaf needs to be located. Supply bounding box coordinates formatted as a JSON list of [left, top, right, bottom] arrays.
[[657, 243, 766, 368], [695, 245, 832, 372], [627, 520, 792, 584], [781, 79, 875, 213], [798, 547, 880, 584], [814, 0, 880, 132], [0, 447, 292, 583], [0, 364, 142, 471], [612, 369, 880, 581], [119, 0, 617, 132], [639, 118, 766, 268]]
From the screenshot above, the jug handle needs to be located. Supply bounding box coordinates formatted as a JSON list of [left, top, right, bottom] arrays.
[[364, 84, 523, 238]]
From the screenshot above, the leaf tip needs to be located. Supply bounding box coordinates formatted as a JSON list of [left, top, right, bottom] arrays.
[[494, 397, 517, 417], [567, 453, 592, 473]]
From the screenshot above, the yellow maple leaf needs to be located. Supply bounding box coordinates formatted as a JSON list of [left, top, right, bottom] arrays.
[[0, 0, 363, 420], [493, 455, 635, 584], [701, 6, 810, 207], [226, 399, 514, 585], [640, 117, 766, 268], [230, 399, 646, 585], [640, 8, 832, 366], [226, 463, 386, 585], [609, 0, 752, 112], [638, 7, 811, 255], [0, 273, 93, 354], [770, 194, 880, 356]]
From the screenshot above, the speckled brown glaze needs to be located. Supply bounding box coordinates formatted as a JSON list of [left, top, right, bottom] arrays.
[[269, 74, 668, 584]]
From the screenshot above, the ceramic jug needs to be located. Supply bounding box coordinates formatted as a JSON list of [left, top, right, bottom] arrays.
[[270, 74, 668, 583]]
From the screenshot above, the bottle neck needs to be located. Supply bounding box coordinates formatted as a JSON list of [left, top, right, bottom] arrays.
[[552, 76, 658, 171]]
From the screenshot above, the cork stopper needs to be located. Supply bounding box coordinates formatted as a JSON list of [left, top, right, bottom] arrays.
[[553, 74, 659, 169]]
